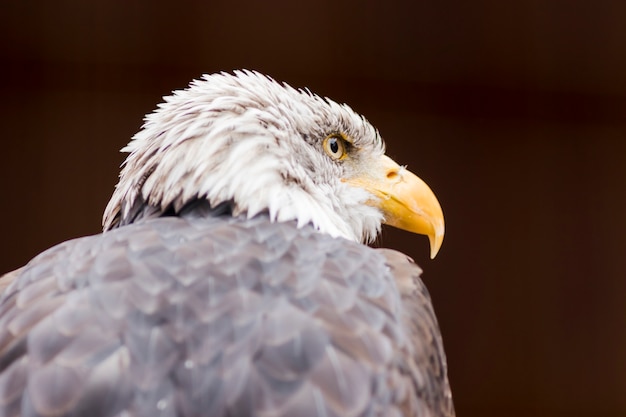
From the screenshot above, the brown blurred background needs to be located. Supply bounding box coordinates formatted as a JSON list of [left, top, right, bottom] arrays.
[[1, 1, 625, 416]]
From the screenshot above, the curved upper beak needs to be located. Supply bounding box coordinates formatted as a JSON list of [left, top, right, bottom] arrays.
[[345, 155, 445, 258]]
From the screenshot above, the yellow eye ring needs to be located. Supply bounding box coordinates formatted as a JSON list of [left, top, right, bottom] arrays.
[[323, 135, 347, 160]]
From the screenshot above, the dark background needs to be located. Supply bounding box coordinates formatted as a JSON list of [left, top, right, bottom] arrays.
[[1, 1, 625, 416]]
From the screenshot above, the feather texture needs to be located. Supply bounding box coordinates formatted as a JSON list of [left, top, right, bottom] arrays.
[[0, 215, 453, 417]]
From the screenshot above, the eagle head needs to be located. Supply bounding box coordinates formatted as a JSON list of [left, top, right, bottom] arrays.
[[103, 71, 444, 257]]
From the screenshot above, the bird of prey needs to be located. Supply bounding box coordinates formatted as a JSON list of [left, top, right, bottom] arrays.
[[0, 71, 454, 417]]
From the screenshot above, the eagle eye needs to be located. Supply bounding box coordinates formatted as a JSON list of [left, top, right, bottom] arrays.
[[323, 134, 347, 160]]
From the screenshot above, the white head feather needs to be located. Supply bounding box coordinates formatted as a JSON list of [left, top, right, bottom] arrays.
[[103, 71, 386, 243]]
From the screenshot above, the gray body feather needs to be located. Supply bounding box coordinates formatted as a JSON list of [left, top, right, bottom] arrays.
[[0, 215, 453, 417]]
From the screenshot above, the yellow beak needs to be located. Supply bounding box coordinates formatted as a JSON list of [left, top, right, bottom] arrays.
[[345, 155, 445, 258]]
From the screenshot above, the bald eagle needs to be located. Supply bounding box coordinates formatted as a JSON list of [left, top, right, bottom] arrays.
[[0, 71, 453, 417]]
